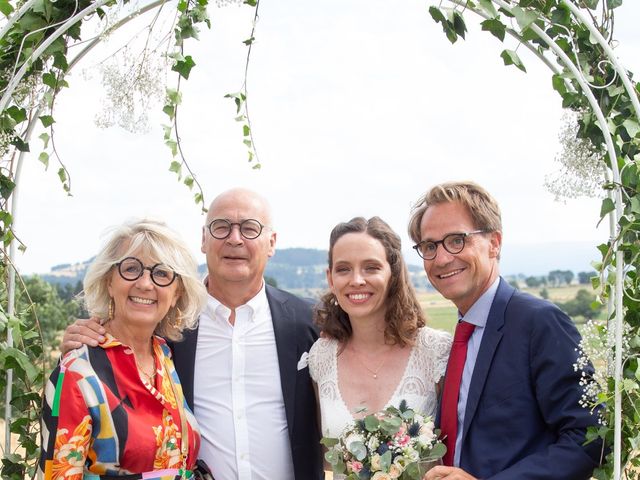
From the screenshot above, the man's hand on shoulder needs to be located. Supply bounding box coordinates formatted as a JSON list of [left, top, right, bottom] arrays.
[[61, 318, 106, 355], [424, 466, 477, 480]]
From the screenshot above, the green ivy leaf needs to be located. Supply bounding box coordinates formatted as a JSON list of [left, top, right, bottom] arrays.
[[500, 49, 527, 72], [38, 152, 49, 168], [6, 106, 27, 123], [600, 198, 615, 218], [606, 0, 622, 8], [244, 0, 257, 5], [39, 132, 50, 148], [42, 72, 57, 89], [243, 125, 250, 136], [183, 176, 194, 189], [622, 119, 640, 138], [169, 160, 182, 174], [10, 137, 29, 152], [172, 55, 196, 80], [511, 6, 539, 31], [478, 0, 498, 18], [0, 0, 14, 16], [582, 0, 598, 9], [0, 175, 16, 200], [451, 11, 467, 39], [481, 18, 506, 42], [39, 115, 55, 128], [243, 36, 255, 46]]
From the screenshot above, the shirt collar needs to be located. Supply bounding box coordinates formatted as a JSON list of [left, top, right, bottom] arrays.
[[206, 281, 269, 323], [458, 277, 500, 328]]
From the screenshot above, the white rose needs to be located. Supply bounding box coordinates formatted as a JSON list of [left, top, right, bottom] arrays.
[[371, 472, 392, 480], [370, 453, 382, 472], [389, 463, 403, 478]]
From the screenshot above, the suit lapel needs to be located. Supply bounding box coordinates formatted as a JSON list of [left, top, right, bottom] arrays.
[[266, 285, 297, 437], [170, 324, 199, 409], [461, 278, 513, 444]]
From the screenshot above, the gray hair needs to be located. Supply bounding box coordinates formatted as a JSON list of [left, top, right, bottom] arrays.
[[83, 218, 207, 341]]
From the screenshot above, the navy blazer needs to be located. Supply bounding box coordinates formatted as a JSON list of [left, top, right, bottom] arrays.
[[447, 278, 602, 479], [170, 285, 323, 480]]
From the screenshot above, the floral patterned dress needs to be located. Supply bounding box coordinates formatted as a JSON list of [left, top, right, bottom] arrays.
[[39, 334, 200, 480]]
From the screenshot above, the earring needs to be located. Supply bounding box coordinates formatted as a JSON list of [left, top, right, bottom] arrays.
[[174, 307, 183, 328], [333, 296, 339, 306], [108, 298, 114, 321]]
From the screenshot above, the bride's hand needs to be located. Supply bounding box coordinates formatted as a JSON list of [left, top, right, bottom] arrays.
[[423, 465, 477, 480]]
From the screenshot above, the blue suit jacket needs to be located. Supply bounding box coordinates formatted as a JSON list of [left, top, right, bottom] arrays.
[[447, 278, 602, 479], [170, 285, 323, 480]]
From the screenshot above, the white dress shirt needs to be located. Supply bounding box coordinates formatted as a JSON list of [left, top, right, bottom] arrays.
[[193, 284, 294, 480]]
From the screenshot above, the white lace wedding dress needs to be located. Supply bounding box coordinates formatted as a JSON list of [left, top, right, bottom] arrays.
[[309, 327, 452, 438]]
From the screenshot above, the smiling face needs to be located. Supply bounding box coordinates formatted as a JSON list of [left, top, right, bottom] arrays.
[[107, 253, 180, 331], [419, 201, 501, 314], [201, 189, 276, 298], [327, 232, 392, 325]]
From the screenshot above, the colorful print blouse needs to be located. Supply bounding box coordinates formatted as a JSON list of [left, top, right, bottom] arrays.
[[39, 334, 200, 480]]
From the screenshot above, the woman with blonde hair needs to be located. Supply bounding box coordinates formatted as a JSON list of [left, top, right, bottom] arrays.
[[39, 219, 207, 480]]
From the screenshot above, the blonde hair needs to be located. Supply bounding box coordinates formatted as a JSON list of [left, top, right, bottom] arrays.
[[83, 219, 207, 341], [408, 181, 502, 244]]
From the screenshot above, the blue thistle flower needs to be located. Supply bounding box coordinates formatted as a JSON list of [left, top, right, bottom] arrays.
[[408, 421, 421, 437], [377, 442, 389, 455]]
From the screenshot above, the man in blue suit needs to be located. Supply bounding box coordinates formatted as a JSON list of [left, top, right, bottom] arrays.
[[409, 181, 602, 480]]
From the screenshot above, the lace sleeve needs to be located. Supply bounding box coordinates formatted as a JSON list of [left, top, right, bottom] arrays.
[[308, 338, 334, 384], [417, 327, 452, 384]]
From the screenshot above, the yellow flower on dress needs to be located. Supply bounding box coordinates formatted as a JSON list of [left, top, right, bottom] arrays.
[[52, 415, 92, 479]]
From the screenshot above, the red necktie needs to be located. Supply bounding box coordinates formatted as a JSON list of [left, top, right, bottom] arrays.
[[441, 320, 476, 466]]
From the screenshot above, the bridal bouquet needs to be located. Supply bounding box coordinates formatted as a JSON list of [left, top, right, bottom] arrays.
[[322, 400, 446, 480]]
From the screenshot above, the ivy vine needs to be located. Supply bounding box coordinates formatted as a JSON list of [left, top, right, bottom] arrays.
[[0, 0, 638, 478], [428, 0, 639, 477]]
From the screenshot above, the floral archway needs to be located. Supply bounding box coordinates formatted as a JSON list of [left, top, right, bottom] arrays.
[[1, 0, 638, 478]]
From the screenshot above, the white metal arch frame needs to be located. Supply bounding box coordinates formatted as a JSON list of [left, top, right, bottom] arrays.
[[1, 0, 637, 478], [439, 1, 638, 478]]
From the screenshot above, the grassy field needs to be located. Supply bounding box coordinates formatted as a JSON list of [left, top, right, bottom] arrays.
[[419, 284, 600, 333]]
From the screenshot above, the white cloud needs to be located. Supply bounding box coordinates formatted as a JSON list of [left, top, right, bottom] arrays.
[[13, 0, 640, 274]]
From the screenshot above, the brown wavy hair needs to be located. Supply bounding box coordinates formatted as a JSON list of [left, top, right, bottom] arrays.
[[315, 216, 425, 347]]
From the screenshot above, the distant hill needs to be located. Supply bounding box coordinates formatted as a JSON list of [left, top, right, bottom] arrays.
[[37, 247, 431, 291], [35, 242, 598, 291]]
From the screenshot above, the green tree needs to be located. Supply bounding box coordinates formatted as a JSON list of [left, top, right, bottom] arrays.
[[557, 289, 603, 321]]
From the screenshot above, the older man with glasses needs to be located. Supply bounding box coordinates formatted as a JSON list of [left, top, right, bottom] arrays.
[[410, 181, 603, 480], [62, 188, 323, 480]]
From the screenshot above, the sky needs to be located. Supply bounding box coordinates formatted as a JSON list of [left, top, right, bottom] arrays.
[[12, 0, 640, 276]]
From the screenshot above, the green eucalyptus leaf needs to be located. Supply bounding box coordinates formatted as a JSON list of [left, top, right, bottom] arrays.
[[380, 450, 392, 471], [500, 49, 527, 73], [364, 415, 380, 431], [320, 437, 339, 448], [348, 440, 367, 461]]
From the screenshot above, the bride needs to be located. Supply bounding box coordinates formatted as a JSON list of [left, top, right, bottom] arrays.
[[309, 216, 452, 439]]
